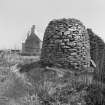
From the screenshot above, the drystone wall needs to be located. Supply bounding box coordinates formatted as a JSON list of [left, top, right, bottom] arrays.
[[41, 18, 91, 70], [87, 28, 105, 82]]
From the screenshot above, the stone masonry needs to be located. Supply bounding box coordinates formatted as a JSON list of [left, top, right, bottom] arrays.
[[40, 18, 91, 70]]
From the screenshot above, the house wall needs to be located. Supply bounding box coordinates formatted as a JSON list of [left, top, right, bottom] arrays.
[[22, 42, 41, 56]]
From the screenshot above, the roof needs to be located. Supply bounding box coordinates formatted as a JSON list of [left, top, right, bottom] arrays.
[[26, 32, 41, 43], [25, 25, 41, 43]]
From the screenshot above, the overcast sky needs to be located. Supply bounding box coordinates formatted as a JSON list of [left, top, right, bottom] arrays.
[[0, 0, 105, 49]]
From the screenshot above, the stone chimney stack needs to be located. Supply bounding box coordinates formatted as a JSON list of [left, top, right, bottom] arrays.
[[31, 25, 35, 34]]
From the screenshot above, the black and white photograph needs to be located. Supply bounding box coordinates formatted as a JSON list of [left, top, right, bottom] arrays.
[[0, 0, 105, 105]]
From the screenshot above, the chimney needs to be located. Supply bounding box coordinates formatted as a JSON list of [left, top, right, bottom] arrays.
[[31, 25, 35, 34]]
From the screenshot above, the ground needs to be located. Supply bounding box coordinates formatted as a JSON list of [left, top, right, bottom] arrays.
[[0, 52, 104, 105], [0, 53, 39, 105]]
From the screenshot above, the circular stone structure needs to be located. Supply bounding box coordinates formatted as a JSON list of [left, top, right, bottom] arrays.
[[40, 18, 91, 70]]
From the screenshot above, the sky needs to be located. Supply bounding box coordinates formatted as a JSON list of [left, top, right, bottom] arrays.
[[0, 0, 105, 49]]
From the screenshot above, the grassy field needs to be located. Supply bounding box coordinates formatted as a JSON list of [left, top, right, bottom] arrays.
[[0, 53, 87, 105], [0, 53, 40, 105], [0, 53, 104, 105]]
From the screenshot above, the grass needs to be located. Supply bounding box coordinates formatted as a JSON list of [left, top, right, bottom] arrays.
[[0, 52, 105, 105], [0, 53, 40, 105]]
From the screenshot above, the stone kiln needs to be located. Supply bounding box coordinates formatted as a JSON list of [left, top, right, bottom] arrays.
[[41, 18, 91, 70]]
